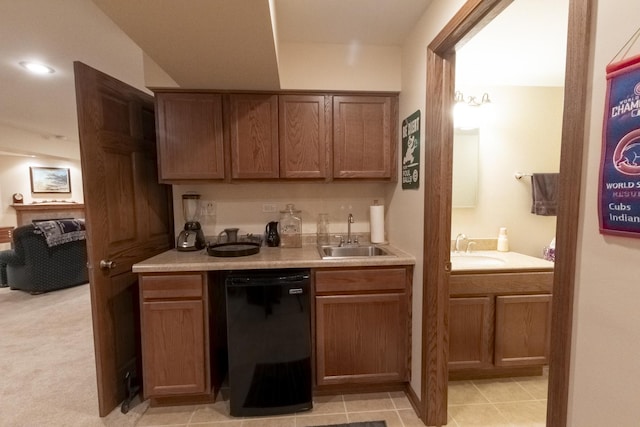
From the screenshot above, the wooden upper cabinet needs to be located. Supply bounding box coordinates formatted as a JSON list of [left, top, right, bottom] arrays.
[[228, 94, 279, 179], [155, 92, 225, 181], [333, 95, 398, 180], [279, 95, 331, 179]]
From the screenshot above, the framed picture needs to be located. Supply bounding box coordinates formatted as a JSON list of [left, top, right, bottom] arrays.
[[30, 167, 71, 193]]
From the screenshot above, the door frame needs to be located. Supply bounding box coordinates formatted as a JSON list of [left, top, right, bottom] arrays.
[[420, 0, 592, 425]]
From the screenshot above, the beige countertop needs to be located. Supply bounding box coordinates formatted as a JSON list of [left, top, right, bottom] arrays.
[[450, 250, 554, 273], [133, 243, 415, 273]]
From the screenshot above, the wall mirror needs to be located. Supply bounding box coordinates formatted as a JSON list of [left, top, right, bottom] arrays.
[[452, 128, 479, 208]]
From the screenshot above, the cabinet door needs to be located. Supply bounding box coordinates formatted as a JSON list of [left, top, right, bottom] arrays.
[[333, 95, 397, 179], [495, 294, 552, 367], [228, 94, 279, 179], [141, 299, 208, 396], [449, 296, 494, 370], [279, 95, 331, 179], [155, 92, 225, 181], [316, 293, 408, 385]]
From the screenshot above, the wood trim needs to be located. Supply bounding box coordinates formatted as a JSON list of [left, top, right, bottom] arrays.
[[423, 0, 590, 426], [11, 203, 85, 226], [547, 0, 592, 425]]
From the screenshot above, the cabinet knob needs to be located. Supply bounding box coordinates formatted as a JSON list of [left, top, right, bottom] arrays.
[[100, 259, 116, 270], [444, 261, 452, 272]]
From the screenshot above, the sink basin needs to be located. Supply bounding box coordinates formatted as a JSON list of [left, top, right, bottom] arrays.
[[318, 245, 394, 259], [450, 253, 506, 268]]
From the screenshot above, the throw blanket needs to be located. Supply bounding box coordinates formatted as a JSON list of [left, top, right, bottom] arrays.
[[33, 219, 86, 247]]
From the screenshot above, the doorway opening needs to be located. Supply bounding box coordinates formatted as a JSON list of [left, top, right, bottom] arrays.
[[420, 0, 592, 426]]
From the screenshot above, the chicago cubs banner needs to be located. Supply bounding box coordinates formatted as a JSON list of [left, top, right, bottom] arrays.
[[599, 54, 640, 237]]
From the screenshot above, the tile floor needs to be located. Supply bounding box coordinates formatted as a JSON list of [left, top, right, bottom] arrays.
[[136, 374, 547, 427]]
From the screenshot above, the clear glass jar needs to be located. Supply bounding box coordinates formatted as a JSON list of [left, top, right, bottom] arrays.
[[317, 213, 330, 245], [279, 204, 302, 248]]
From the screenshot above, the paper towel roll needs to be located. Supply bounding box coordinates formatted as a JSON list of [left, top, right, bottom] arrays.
[[370, 204, 385, 243]]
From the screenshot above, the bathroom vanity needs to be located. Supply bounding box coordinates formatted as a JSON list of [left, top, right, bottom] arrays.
[[449, 251, 554, 380]]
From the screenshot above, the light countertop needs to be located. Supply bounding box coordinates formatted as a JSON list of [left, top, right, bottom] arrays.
[[132, 244, 415, 273], [450, 250, 554, 273]]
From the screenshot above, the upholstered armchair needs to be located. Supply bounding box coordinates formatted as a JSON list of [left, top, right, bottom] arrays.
[[0, 220, 88, 294]]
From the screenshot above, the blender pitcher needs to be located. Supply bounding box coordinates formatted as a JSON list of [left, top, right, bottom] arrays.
[[177, 193, 206, 251]]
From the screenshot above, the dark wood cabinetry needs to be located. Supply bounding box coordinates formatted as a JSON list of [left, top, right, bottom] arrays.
[[153, 90, 397, 182], [315, 267, 411, 388], [449, 271, 553, 379], [333, 95, 397, 180], [449, 296, 493, 370], [495, 294, 552, 367], [140, 273, 212, 404], [155, 92, 225, 182], [279, 94, 331, 179], [228, 93, 279, 179]]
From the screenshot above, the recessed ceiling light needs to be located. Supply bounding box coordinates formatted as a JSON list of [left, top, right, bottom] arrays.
[[19, 61, 55, 75]]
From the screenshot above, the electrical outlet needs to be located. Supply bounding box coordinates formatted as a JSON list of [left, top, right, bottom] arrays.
[[262, 203, 277, 213], [202, 200, 216, 216]]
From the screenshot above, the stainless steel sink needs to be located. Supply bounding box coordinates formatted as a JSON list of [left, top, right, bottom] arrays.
[[318, 244, 394, 259]]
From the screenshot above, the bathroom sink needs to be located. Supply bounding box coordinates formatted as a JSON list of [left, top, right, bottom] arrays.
[[318, 245, 394, 259], [450, 253, 506, 268]]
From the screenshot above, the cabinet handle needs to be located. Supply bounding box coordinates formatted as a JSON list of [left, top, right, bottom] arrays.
[[100, 259, 116, 270], [444, 261, 452, 272]]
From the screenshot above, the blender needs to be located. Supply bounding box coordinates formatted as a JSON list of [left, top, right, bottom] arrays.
[[176, 193, 206, 251]]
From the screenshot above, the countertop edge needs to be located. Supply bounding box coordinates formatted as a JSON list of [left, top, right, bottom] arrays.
[[132, 244, 416, 273]]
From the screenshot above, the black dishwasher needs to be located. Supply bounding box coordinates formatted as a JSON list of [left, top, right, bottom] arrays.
[[225, 269, 312, 417]]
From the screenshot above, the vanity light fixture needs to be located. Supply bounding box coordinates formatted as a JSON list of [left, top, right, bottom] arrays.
[[453, 91, 491, 129], [19, 61, 55, 75]]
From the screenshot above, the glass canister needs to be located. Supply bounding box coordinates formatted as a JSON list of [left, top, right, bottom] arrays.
[[279, 204, 302, 248], [317, 213, 330, 245]]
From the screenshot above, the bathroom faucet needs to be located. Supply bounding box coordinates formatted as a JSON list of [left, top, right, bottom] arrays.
[[347, 213, 354, 244], [454, 233, 467, 253], [466, 241, 477, 253]]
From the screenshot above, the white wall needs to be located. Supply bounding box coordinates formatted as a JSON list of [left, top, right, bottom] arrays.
[[569, 0, 640, 425], [0, 155, 84, 227], [171, 182, 389, 242], [391, 0, 467, 399], [277, 43, 401, 91], [452, 85, 563, 257]]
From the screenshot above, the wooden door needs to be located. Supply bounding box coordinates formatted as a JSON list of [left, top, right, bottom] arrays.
[[333, 95, 397, 179], [279, 94, 331, 179], [155, 92, 225, 181], [449, 296, 493, 370], [228, 93, 279, 179], [315, 292, 407, 385], [495, 294, 552, 367], [74, 62, 173, 416]]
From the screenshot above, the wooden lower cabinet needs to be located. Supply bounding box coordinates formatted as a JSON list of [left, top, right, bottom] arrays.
[[314, 267, 411, 388], [495, 294, 552, 367], [140, 273, 212, 403], [449, 296, 493, 370], [449, 291, 552, 378]]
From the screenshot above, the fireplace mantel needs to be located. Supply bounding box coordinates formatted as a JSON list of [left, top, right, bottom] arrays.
[[11, 203, 85, 226]]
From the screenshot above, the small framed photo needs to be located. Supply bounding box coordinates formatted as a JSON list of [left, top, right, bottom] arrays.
[[30, 167, 71, 193]]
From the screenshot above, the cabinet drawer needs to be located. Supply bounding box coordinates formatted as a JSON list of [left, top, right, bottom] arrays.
[[141, 274, 204, 300], [316, 268, 406, 293]]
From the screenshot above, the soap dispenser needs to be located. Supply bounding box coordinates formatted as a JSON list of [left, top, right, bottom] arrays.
[[497, 227, 509, 252]]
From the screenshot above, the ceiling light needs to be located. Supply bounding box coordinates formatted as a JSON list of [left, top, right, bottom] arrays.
[[19, 61, 55, 75], [453, 91, 492, 129]]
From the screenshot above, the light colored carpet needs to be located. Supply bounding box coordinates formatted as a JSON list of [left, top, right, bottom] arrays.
[[0, 284, 148, 427]]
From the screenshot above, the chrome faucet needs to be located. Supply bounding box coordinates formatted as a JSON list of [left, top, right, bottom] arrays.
[[466, 241, 477, 253], [454, 233, 467, 253], [347, 213, 354, 244]]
